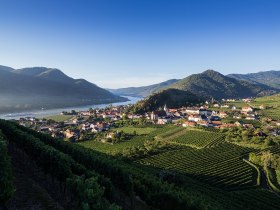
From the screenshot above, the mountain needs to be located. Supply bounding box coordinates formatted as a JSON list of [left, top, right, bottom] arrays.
[[0, 65, 14, 72], [166, 70, 274, 99], [12, 67, 73, 83], [0, 65, 127, 113], [228, 70, 280, 89], [108, 79, 179, 97], [130, 89, 203, 114]]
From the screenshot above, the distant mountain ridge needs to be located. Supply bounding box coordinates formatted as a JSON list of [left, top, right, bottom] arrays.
[[0, 65, 127, 113], [108, 79, 179, 97], [166, 70, 274, 99], [228, 70, 280, 89], [110, 69, 276, 100]]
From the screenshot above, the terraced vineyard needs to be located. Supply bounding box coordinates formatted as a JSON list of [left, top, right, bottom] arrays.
[[252, 94, 280, 120], [166, 129, 225, 148], [139, 143, 258, 189], [156, 126, 186, 140], [2, 120, 280, 209], [260, 109, 280, 120], [230, 188, 280, 210]]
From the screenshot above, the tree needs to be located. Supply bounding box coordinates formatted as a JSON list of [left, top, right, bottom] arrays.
[[89, 107, 94, 114], [261, 151, 273, 168], [249, 152, 261, 165], [264, 137, 275, 147]]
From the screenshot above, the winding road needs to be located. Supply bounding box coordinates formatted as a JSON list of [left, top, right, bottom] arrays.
[[244, 158, 280, 198]]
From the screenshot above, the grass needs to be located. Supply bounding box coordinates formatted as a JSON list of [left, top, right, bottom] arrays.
[[79, 125, 180, 155], [41, 115, 73, 122], [113, 126, 156, 135], [79, 134, 152, 155], [224, 101, 250, 109]]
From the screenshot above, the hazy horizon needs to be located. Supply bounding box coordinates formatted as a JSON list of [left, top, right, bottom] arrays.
[[1, 0, 280, 88], [1, 64, 279, 89]]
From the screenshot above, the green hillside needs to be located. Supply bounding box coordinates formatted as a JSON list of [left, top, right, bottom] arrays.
[[228, 70, 280, 89], [130, 88, 203, 113], [167, 70, 272, 99]]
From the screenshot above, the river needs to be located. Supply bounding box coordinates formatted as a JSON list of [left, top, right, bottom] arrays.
[[0, 96, 142, 120]]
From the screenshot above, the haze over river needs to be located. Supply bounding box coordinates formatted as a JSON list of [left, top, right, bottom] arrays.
[[0, 96, 141, 120]]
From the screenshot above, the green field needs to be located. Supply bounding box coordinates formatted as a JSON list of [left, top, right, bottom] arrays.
[[113, 126, 157, 135], [252, 94, 280, 120], [138, 142, 257, 189], [166, 129, 225, 148], [79, 135, 149, 154], [224, 101, 249, 109], [156, 126, 186, 140], [41, 114, 74, 122], [79, 125, 173, 155]]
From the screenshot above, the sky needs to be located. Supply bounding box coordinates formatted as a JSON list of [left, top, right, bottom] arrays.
[[1, 0, 280, 88]]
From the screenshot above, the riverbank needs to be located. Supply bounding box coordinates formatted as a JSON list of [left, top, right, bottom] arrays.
[[0, 96, 141, 120]]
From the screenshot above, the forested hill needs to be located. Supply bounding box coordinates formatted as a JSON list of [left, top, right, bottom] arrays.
[[108, 79, 179, 97], [109, 70, 278, 100], [228, 70, 280, 90], [130, 89, 203, 113], [166, 70, 274, 99], [0, 65, 126, 113]]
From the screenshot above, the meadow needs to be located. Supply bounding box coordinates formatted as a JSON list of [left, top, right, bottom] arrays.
[[40, 114, 74, 122]]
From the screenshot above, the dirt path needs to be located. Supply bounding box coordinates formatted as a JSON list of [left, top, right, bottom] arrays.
[[244, 158, 280, 198], [259, 167, 271, 190], [260, 167, 280, 198]]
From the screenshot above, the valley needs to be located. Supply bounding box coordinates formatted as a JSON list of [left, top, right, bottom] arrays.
[[1, 93, 280, 210]]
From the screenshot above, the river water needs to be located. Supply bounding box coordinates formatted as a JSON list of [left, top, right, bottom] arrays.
[[0, 96, 142, 120]]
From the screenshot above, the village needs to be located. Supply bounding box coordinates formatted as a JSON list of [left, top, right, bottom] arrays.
[[15, 98, 280, 142]]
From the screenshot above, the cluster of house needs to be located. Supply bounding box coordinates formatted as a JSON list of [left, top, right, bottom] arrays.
[[145, 103, 259, 129], [181, 105, 259, 129], [15, 98, 280, 141]]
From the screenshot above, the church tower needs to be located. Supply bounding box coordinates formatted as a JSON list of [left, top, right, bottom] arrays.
[[164, 104, 169, 116]]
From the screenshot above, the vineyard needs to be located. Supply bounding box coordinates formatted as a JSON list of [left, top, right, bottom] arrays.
[[165, 129, 225, 148], [139, 143, 258, 189], [0, 120, 221, 210], [156, 126, 186, 140], [252, 94, 280, 120], [1, 120, 280, 210]]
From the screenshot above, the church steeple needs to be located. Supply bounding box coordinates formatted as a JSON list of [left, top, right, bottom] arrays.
[[164, 104, 168, 112]]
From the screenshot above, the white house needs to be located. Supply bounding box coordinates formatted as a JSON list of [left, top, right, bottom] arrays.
[[188, 115, 202, 122], [242, 106, 253, 112]]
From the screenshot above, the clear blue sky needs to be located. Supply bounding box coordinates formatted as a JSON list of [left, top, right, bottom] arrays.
[[1, 0, 280, 88]]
